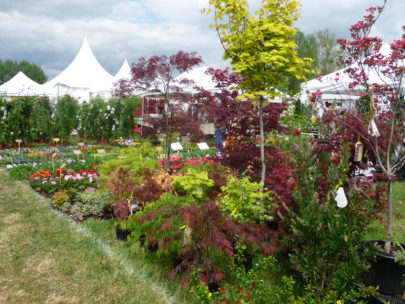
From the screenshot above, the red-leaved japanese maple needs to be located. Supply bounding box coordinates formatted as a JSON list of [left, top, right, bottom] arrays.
[[136, 201, 275, 285], [115, 51, 203, 168]]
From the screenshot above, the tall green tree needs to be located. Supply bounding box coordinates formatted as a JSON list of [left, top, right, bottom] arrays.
[[286, 30, 319, 95], [204, 0, 312, 183], [53, 95, 79, 143], [0, 59, 47, 85], [316, 28, 341, 75]]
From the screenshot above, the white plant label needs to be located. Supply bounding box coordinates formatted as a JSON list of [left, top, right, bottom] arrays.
[[73, 149, 81, 155], [335, 187, 348, 208], [97, 149, 106, 154], [197, 142, 210, 150], [368, 119, 380, 137], [171, 142, 183, 151]]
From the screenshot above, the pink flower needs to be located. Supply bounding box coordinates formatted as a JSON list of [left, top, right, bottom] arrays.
[[51, 181, 56, 185], [292, 129, 301, 136]]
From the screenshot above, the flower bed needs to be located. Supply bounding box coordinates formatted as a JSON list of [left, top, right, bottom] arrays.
[[29, 168, 99, 194]]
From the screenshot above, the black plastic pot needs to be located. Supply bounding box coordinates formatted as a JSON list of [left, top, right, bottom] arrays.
[[114, 226, 130, 241], [362, 240, 405, 295], [207, 282, 220, 293], [139, 234, 158, 253], [368, 292, 405, 304]]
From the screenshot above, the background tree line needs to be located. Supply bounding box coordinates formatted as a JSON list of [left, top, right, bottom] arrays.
[[286, 28, 342, 95], [0, 59, 47, 85]]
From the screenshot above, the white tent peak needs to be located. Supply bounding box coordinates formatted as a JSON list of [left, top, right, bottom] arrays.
[[0, 71, 44, 96], [113, 58, 132, 83], [45, 37, 114, 91], [175, 66, 218, 93]]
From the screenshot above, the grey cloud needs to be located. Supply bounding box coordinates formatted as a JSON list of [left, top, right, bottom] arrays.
[[0, 0, 402, 81]]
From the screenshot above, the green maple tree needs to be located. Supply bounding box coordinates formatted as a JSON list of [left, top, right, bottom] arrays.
[[204, 0, 312, 183]]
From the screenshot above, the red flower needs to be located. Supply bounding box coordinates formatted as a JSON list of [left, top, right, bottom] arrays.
[[330, 157, 339, 164], [342, 135, 350, 141], [368, 192, 376, 198], [288, 180, 297, 190], [292, 129, 301, 136]]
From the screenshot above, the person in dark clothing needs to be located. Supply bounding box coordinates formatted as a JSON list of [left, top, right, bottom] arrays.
[[213, 97, 226, 152]]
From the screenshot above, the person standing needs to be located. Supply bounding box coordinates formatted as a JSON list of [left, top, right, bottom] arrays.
[[213, 97, 226, 152]]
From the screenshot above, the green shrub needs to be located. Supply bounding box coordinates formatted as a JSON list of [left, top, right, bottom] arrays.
[[53, 95, 79, 143], [52, 191, 70, 209], [8, 164, 35, 180], [281, 141, 378, 298], [219, 175, 274, 224], [172, 168, 214, 201], [62, 190, 111, 219], [97, 143, 159, 189]]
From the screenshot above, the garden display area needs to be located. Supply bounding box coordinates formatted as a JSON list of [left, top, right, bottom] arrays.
[[1, 120, 404, 303], [1, 1, 405, 303]]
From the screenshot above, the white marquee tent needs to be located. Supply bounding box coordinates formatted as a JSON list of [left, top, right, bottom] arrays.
[[300, 44, 401, 109], [113, 59, 131, 83], [44, 38, 115, 101], [0, 71, 45, 96], [174, 66, 219, 94]]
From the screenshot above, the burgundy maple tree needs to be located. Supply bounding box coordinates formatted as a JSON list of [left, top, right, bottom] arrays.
[[115, 51, 203, 166]]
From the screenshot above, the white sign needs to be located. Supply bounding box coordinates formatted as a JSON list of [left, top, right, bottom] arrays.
[[368, 119, 380, 137], [197, 142, 210, 150], [335, 187, 348, 208], [73, 150, 81, 155], [171, 142, 183, 151], [97, 149, 106, 154]]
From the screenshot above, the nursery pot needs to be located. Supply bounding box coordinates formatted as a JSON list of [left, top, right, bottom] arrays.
[[139, 234, 158, 252], [362, 240, 405, 295], [114, 226, 130, 241]]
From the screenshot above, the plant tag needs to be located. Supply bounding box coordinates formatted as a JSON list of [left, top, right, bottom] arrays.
[[335, 187, 348, 208], [15, 139, 22, 143], [128, 197, 138, 215], [354, 141, 363, 162], [73, 149, 81, 155], [78, 142, 85, 147], [171, 142, 183, 151], [53, 138, 60, 143], [97, 149, 106, 154], [183, 227, 192, 245], [197, 142, 210, 150], [368, 119, 380, 137]]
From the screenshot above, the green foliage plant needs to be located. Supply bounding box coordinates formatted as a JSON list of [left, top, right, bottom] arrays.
[[53, 95, 79, 143], [60, 190, 111, 220], [8, 164, 35, 180], [52, 191, 70, 209], [280, 140, 378, 298], [172, 168, 214, 201], [204, 0, 312, 183], [219, 175, 274, 224], [97, 143, 159, 189], [190, 256, 376, 304]]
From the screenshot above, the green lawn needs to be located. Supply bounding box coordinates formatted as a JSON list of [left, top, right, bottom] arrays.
[[0, 168, 197, 304], [365, 181, 405, 243]]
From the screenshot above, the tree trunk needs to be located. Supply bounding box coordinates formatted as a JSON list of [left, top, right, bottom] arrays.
[[165, 112, 173, 171], [259, 98, 266, 184], [384, 177, 393, 255]]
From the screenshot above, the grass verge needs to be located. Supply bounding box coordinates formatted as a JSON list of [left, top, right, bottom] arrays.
[[365, 181, 405, 243], [0, 168, 197, 304]]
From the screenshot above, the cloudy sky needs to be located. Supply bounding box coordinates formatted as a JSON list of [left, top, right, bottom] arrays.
[[0, 0, 403, 80]]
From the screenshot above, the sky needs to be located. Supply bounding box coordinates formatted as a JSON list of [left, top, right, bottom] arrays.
[[0, 0, 403, 80]]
